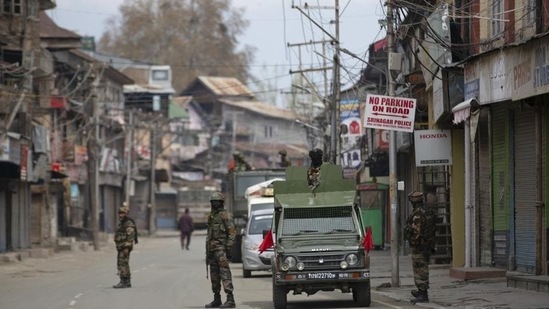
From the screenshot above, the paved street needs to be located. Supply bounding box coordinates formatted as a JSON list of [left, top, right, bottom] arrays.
[[0, 234, 412, 309]]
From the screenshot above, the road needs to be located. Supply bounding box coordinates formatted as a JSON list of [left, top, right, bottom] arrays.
[[0, 234, 417, 309]]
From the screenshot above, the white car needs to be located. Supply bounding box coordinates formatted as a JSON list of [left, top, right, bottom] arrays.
[[241, 208, 274, 278]]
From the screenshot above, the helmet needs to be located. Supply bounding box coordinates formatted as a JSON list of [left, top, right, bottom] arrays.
[[118, 206, 130, 214], [210, 191, 225, 201], [278, 149, 287, 155], [233, 151, 241, 158], [408, 191, 423, 203]]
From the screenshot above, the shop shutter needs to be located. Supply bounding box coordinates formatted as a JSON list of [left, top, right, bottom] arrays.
[[514, 107, 537, 273]]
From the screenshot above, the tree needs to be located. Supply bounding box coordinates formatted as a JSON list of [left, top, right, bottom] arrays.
[[98, 0, 255, 93]]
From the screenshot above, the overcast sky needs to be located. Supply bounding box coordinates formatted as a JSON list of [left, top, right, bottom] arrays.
[[47, 0, 385, 104]]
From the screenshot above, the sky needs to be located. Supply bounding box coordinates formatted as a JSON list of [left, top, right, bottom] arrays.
[[46, 0, 386, 106]]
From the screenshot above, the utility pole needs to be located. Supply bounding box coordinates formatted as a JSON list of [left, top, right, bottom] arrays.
[[387, 0, 400, 287], [149, 120, 157, 235], [87, 63, 100, 251], [329, 0, 340, 164], [291, 1, 340, 163], [125, 110, 134, 206]]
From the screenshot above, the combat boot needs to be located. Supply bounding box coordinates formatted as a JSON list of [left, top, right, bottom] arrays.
[[219, 292, 235, 308], [411, 290, 429, 304], [411, 289, 420, 297], [124, 277, 132, 288], [113, 277, 130, 289], [205, 293, 222, 308]]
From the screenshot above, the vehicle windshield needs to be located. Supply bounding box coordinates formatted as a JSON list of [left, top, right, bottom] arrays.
[[250, 202, 273, 213], [281, 206, 356, 236], [248, 214, 273, 235]]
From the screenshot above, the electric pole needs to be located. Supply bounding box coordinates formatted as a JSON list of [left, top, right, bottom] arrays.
[[149, 120, 157, 235], [387, 0, 400, 287], [125, 110, 134, 206], [87, 63, 101, 251]]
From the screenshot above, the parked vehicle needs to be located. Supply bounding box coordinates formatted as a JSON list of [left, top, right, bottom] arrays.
[[241, 208, 274, 278], [177, 180, 220, 229], [271, 164, 371, 309], [223, 169, 285, 262]]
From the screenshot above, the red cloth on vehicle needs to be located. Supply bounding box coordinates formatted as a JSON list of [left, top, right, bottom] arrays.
[[258, 229, 274, 254], [362, 227, 373, 253]]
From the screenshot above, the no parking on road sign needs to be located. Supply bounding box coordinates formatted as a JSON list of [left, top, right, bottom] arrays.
[[364, 94, 417, 132]]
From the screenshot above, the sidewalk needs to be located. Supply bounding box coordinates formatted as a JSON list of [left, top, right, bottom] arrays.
[[369, 249, 549, 308]]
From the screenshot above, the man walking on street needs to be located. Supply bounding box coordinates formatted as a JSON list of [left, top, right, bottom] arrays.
[[113, 203, 137, 288], [404, 191, 437, 303], [205, 192, 237, 308], [178, 208, 194, 250]]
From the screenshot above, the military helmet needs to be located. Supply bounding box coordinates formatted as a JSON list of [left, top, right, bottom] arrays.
[[233, 151, 241, 158], [408, 191, 424, 203], [278, 149, 287, 155], [210, 191, 225, 201], [118, 205, 130, 214]]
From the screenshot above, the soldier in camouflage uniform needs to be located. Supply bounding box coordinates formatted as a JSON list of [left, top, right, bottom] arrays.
[[307, 148, 324, 191], [205, 192, 237, 308], [278, 149, 291, 167], [113, 204, 137, 289], [404, 191, 437, 303], [232, 151, 252, 172]]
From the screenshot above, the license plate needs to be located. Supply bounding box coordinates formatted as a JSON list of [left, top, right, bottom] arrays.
[[307, 272, 337, 279]]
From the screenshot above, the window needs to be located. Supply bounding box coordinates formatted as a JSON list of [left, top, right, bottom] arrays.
[[491, 0, 504, 36], [264, 126, 273, 138], [525, 0, 536, 25], [151, 69, 169, 81], [3, 0, 21, 15]]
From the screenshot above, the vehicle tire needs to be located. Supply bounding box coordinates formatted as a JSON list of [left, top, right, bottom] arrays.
[[243, 268, 252, 278], [352, 282, 371, 307], [272, 275, 287, 309], [230, 236, 242, 263]]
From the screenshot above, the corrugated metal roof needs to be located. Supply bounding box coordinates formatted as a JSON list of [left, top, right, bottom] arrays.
[[219, 98, 297, 121], [197, 76, 254, 97]]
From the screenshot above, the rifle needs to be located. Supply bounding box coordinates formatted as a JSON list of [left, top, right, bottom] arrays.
[[206, 245, 210, 279]]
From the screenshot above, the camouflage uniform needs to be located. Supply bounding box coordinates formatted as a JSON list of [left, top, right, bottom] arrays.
[[205, 192, 237, 308], [232, 152, 252, 171], [404, 191, 436, 303], [279, 149, 291, 167], [307, 148, 324, 191], [113, 205, 136, 288]]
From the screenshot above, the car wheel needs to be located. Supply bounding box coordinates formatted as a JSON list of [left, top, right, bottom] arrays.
[[272, 275, 287, 309], [243, 268, 252, 278], [352, 282, 371, 307]]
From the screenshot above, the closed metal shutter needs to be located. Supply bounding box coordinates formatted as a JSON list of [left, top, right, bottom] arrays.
[[156, 195, 177, 229], [514, 107, 537, 273], [491, 105, 510, 268], [477, 110, 492, 266]]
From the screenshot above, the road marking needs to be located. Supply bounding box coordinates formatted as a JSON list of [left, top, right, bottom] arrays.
[[69, 300, 76, 306], [75, 293, 82, 298], [374, 299, 402, 309]]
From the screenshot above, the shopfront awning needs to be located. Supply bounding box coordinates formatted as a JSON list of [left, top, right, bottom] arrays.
[[452, 98, 477, 124]]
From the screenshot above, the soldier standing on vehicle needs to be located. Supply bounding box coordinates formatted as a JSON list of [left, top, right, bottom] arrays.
[[205, 192, 237, 308], [307, 148, 325, 191], [113, 203, 137, 289], [228, 151, 252, 172], [278, 149, 291, 167], [404, 191, 437, 303]]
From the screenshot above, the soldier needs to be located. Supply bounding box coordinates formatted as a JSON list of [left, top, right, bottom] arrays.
[[113, 203, 137, 289], [228, 151, 252, 172], [205, 192, 237, 308], [404, 191, 437, 303], [278, 149, 291, 167], [307, 148, 324, 191]]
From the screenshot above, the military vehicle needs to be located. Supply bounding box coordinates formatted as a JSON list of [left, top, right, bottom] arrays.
[[270, 164, 371, 309], [223, 169, 285, 262]]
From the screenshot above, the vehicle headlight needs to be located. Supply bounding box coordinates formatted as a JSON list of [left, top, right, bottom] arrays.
[[340, 261, 349, 269], [346, 253, 359, 266], [283, 256, 297, 269], [296, 262, 305, 271]]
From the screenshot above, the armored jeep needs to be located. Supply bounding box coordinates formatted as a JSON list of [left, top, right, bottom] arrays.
[[270, 165, 371, 309]]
